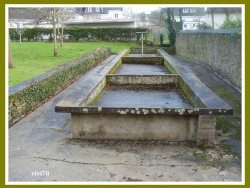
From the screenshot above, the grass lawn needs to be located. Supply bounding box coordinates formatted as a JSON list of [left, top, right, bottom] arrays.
[[163, 37, 170, 44], [9, 41, 140, 87]]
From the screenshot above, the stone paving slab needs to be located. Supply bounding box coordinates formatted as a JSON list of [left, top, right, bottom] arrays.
[[8, 53, 242, 184], [115, 64, 169, 75]]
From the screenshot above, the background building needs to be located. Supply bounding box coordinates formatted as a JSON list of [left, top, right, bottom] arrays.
[[66, 7, 137, 27], [173, 7, 205, 30]]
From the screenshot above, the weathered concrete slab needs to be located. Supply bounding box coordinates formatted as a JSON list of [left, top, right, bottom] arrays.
[[197, 115, 216, 147], [157, 49, 232, 110], [92, 89, 191, 108], [115, 64, 169, 75], [72, 113, 197, 140], [122, 56, 164, 65], [56, 106, 233, 116]]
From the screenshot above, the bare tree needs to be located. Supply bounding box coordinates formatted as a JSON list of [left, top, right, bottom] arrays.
[[137, 12, 148, 27], [27, 7, 58, 56], [223, 8, 238, 18], [148, 10, 166, 27], [24, 7, 57, 56], [123, 7, 135, 18], [52, 8, 58, 56], [56, 7, 75, 47]]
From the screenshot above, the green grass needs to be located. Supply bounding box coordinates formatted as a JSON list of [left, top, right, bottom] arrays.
[[9, 41, 139, 87], [163, 37, 170, 44]]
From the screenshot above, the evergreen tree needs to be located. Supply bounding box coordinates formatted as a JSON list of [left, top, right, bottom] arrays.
[[166, 8, 176, 46]]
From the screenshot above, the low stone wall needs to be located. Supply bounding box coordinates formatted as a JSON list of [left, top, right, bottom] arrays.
[[130, 47, 158, 54], [72, 113, 198, 141], [122, 56, 163, 65], [130, 47, 176, 55], [8, 47, 111, 127], [176, 29, 241, 89], [106, 75, 179, 86]]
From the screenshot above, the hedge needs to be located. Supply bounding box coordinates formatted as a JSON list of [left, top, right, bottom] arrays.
[[8, 47, 111, 127], [9, 27, 149, 42]]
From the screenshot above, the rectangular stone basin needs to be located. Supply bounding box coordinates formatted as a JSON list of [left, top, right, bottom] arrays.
[[116, 55, 169, 75], [55, 51, 233, 147], [92, 87, 191, 109]]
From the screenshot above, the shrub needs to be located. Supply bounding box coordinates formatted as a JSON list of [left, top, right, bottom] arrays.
[[9, 27, 149, 42], [160, 33, 164, 46], [197, 22, 213, 30], [220, 16, 242, 29]]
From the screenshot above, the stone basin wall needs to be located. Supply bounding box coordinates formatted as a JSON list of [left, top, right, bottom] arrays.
[[176, 29, 241, 89], [55, 53, 233, 147]]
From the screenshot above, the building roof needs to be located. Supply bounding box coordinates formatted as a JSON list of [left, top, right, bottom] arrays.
[[173, 7, 205, 17], [76, 7, 123, 15], [206, 7, 242, 14], [65, 18, 134, 25]]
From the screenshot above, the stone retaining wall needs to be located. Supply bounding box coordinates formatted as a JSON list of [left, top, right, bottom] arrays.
[[9, 47, 111, 127], [176, 29, 241, 89]]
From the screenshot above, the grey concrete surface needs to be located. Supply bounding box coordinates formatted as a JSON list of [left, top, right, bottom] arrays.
[[93, 90, 191, 108], [8, 54, 242, 184], [115, 64, 169, 75]]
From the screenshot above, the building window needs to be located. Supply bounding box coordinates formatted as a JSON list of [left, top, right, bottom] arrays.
[[184, 24, 187, 28], [190, 8, 196, 13], [96, 7, 100, 12], [193, 24, 196, 27], [115, 13, 118, 18], [183, 8, 189, 13], [87, 7, 92, 12]]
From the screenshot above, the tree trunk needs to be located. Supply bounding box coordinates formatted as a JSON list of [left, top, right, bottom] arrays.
[[9, 39, 13, 68], [61, 26, 64, 47], [57, 12, 62, 47], [211, 8, 215, 29], [53, 8, 58, 57], [171, 8, 175, 22], [179, 8, 183, 30], [224, 8, 230, 18]]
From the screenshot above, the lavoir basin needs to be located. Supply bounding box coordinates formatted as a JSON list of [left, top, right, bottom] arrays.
[[55, 50, 233, 147]]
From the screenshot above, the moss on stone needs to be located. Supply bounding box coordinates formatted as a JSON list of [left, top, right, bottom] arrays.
[[209, 82, 241, 115], [216, 116, 241, 139], [87, 78, 107, 106], [219, 142, 240, 158]]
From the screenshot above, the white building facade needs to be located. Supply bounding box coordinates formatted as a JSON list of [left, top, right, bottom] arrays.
[[173, 7, 205, 30]]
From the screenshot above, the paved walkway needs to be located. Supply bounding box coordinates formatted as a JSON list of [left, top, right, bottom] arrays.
[[8, 54, 242, 184]]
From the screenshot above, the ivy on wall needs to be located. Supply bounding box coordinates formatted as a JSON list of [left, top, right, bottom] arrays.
[[8, 47, 111, 127]]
